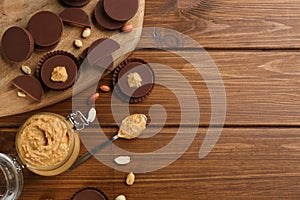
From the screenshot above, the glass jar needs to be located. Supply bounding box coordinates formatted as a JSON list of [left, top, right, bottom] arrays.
[[15, 112, 81, 176], [0, 111, 89, 199], [0, 153, 23, 200]]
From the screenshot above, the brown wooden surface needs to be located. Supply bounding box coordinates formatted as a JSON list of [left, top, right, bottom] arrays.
[[2, 0, 300, 199]]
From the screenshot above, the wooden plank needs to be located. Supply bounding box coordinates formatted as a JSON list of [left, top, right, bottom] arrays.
[[2, 127, 300, 199], [1, 50, 300, 126], [0, 0, 145, 117], [144, 0, 300, 49]]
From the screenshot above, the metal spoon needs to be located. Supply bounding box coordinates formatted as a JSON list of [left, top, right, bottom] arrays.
[[68, 114, 147, 171]]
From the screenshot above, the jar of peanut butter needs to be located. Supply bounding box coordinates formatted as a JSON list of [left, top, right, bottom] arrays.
[[0, 111, 90, 198], [15, 112, 82, 176]]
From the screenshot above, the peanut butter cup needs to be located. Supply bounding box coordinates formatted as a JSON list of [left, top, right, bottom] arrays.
[[60, 8, 91, 28], [37, 51, 79, 90], [113, 58, 155, 103], [59, 0, 91, 7], [72, 188, 108, 200], [12, 75, 44, 102], [27, 11, 63, 51], [94, 0, 126, 30], [87, 38, 119, 67], [1, 26, 34, 63], [103, 0, 138, 21]]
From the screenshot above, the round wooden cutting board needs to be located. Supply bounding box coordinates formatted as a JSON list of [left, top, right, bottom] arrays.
[[0, 0, 145, 117]]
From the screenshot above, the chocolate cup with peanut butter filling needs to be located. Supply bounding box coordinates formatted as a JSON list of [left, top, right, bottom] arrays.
[[112, 58, 155, 103], [37, 51, 79, 91]]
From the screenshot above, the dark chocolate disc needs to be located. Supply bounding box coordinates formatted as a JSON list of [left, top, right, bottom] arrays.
[[12, 75, 44, 102], [38, 51, 78, 90], [1, 26, 34, 63], [103, 0, 138, 21], [59, 0, 91, 7], [60, 8, 91, 28], [27, 11, 63, 48], [113, 58, 155, 103], [94, 0, 126, 30], [72, 188, 108, 200]]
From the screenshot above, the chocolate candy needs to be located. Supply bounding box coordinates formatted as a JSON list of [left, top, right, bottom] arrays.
[[27, 11, 63, 50], [72, 188, 108, 200], [87, 38, 119, 62], [103, 0, 138, 21], [113, 58, 155, 103], [60, 8, 91, 28], [12, 75, 44, 102], [37, 51, 79, 90], [1, 26, 34, 63], [94, 0, 126, 30], [59, 0, 91, 7]]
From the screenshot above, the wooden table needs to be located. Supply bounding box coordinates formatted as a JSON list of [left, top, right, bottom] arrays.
[[1, 0, 300, 199]]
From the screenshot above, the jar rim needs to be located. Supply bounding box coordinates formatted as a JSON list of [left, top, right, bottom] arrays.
[[15, 112, 76, 172]]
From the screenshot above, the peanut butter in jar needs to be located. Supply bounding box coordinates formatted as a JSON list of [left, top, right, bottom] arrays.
[[16, 112, 80, 176]]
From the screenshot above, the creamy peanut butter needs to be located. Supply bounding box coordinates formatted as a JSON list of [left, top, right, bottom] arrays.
[[127, 72, 142, 88], [118, 114, 147, 139], [17, 114, 71, 168], [51, 66, 68, 82]]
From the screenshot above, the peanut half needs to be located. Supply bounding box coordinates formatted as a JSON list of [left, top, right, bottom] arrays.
[[115, 195, 126, 200], [21, 65, 31, 75], [121, 24, 133, 32], [88, 93, 100, 104], [99, 85, 110, 92], [82, 28, 91, 38], [17, 91, 27, 98], [126, 172, 135, 186], [74, 39, 83, 48]]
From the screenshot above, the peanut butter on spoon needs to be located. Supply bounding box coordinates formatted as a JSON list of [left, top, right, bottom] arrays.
[[69, 114, 147, 170], [117, 114, 147, 139]]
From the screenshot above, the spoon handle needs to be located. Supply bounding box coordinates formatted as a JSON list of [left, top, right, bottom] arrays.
[[68, 135, 119, 171]]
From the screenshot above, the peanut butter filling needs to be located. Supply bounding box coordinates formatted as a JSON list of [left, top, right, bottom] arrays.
[[127, 72, 142, 88], [51, 66, 68, 82]]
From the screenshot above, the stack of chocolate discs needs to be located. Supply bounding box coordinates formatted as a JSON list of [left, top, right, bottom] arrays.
[[94, 0, 138, 30], [27, 11, 63, 51]]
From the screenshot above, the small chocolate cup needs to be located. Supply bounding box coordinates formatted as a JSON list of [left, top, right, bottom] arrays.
[[71, 187, 108, 200], [59, 0, 91, 7], [36, 50, 79, 91], [112, 58, 155, 103]]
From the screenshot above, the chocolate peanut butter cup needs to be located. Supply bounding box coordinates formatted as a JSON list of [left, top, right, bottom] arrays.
[[37, 51, 79, 91], [12, 75, 44, 102], [94, 0, 126, 30], [87, 38, 119, 67], [59, 0, 91, 7], [60, 8, 91, 28], [71, 188, 108, 200], [1, 26, 34, 63], [27, 11, 63, 51], [103, 0, 138, 21], [113, 58, 155, 103]]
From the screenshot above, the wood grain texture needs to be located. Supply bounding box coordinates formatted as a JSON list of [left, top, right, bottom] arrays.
[[1, 0, 300, 199], [1, 127, 300, 199], [144, 0, 300, 49], [1, 51, 300, 127], [0, 0, 145, 117]]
